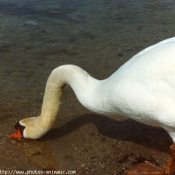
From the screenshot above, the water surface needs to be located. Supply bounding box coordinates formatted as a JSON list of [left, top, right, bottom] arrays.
[[0, 0, 174, 174]]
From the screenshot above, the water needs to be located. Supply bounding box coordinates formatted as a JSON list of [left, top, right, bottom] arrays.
[[0, 0, 174, 173]]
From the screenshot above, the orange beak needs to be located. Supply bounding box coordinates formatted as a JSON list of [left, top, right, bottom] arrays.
[[9, 128, 23, 139]]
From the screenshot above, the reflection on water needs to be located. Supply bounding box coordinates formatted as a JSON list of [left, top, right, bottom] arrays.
[[0, 0, 174, 173]]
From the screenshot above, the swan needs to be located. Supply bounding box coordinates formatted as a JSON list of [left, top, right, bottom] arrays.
[[10, 37, 175, 174]]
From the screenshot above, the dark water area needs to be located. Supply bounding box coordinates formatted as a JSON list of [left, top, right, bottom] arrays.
[[0, 0, 175, 174]]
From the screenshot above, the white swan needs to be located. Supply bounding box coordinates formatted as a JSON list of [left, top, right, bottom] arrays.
[[10, 37, 175, 174]]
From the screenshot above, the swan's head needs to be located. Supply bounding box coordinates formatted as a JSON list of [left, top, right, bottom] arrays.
[[9, 117, 45, 139]]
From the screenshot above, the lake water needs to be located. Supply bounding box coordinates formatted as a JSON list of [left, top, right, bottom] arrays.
[[0, 0, 174, 174]]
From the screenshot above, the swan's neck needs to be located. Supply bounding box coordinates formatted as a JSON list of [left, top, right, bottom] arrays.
[[38, 65, 111, 131]]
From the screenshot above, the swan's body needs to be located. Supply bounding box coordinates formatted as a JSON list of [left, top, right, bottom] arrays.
[[10, 37, 175, 143]]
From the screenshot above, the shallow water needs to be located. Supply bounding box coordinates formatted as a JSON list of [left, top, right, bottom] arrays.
[[0, 0, 175, 174]]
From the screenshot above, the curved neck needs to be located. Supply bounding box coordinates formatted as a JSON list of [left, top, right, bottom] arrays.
[[38, 65, 110, 131]]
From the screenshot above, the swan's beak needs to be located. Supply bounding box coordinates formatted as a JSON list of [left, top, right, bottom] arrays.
[[9, 128, 23, 139]]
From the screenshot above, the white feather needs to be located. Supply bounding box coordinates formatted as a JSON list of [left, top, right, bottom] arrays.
[[19, 37, 175, 142]]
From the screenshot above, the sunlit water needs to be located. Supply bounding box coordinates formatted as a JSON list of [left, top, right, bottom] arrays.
[[0, 0, 174, 173]]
